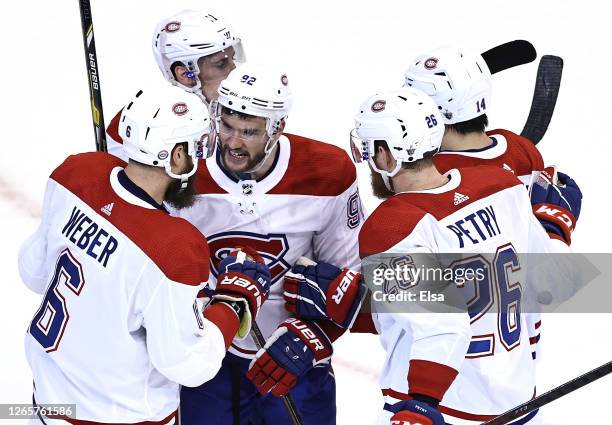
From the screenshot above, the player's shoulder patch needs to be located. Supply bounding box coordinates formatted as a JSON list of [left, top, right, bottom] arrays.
[[359, 196, 428, 258], [487, 128, 544, 172], [268, 133, 356, 196], [106, 108, 124, 144]]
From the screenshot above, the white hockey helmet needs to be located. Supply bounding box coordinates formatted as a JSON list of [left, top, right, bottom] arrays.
[[152, 10, 245, 99], [351, 87, 444, 189], [119, 85, 213, 187], [404, 46, 492, 124], [212, 62, 292, 157]]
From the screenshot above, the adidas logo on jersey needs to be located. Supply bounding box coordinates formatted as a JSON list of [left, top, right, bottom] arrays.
[[453, 192, 470, 205], [101, 203, 114, 216]]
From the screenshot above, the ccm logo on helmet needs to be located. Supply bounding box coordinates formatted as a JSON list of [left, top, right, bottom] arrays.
[[331, 271, 359, 304], [371, 100, 386, 113], [172, 102, 189, 116], [424, 57, 439, 70], [281, 74, 289, 86], [164, 21, 181, 32]]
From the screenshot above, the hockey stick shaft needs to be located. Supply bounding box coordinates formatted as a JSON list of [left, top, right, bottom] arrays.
[[78, 0, 107, 152], [482, 360, 612, 424], [250, 322, 305, 425], [520, 55, 563, 145]]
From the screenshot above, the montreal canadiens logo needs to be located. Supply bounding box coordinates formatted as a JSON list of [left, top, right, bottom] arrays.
[[158, 150, 169, 160], [371, 100, 386, 113], [424, 57, 439, 70], [172, 102, 189, 116], [281, 74, 289, 86], [207, 232, 291, 283], [165, 21, 181, 32]]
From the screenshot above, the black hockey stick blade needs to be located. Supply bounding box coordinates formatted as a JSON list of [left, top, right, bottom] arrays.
[[79, 0, 107, 152], [482, 40, 537, 74], [520, 55, 563, 145], [250, 322, 305, 425], [482, 360, 612, 424]]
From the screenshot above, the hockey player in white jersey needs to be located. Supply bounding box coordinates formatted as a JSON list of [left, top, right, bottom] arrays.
[[284, 87, 582, 424], [175, 63, 363, 425], [403, 46, 582, 362], [19, 85, 271, 424], [106, 10, 245, 161]]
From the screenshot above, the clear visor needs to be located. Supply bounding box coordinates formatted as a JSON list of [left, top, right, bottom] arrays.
[[349, 129, 371, 163]]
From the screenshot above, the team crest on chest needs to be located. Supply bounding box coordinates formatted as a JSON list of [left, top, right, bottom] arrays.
[[207, 232, 291, 283]]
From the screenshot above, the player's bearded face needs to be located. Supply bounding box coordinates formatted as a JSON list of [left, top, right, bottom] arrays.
[[218, 114, 269, 174], [164, 157, 197, 210]]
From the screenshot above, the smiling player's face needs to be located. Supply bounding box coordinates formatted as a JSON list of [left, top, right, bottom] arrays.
[[217, 112, 269, 174]]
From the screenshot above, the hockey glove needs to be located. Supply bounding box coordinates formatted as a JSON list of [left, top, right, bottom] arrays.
[[529, 166, 582, 245], [387, 400, 445, 425], [283, 258, 366, 328], [212, 247, 271, 339], [246, 318, 332, 396]]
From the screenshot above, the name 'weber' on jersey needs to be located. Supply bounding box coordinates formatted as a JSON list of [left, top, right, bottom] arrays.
[[359, 166, 565, 425], [18, 153, 227, 424]]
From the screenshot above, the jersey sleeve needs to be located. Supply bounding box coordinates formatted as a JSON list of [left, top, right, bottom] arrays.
[[18, 179, 57, 294], [312, 179, 364, 270], [141, 271, 231, 388]]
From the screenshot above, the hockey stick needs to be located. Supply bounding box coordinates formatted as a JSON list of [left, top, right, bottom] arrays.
[[482, 40, 537, 74], [78, 0, 107, 152], [482, 360, 612, 424], [250, 322, 306, 425], [520, 55, 563, 145]]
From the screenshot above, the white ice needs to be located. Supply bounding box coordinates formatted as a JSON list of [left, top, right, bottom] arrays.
[[2, 1, 611, 423]]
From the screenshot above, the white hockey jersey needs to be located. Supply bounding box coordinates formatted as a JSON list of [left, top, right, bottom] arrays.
[[359, 166, 566, 425], [433, 129, 547, 366], [19, 153, 232, 424], [175, 133, 364, 357]]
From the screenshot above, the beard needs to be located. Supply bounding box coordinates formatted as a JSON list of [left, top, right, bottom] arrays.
[[220, 143, 266, 174], [164, 173, 197, 210], [370, 170, 395, 200]]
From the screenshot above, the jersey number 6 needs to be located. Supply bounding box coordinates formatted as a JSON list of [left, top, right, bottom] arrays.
[[29, 249, 85, 352]]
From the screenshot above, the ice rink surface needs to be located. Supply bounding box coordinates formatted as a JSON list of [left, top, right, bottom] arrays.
[[2, 1, 611, 423]]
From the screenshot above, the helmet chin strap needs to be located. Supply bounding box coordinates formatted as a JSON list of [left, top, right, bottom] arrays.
[[369, 159, 402, 192]]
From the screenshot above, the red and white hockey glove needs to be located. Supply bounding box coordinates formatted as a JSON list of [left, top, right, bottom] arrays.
[[246, 318, 332, 396], [529, 166, 582, 245], [212, 247, 271, 339], [388, 400, 445, 425], [283, 258, 366, 329]]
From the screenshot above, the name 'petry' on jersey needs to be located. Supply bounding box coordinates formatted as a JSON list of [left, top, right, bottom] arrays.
[[174, 133, 364, 358], [360, 166, 567, 425]]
